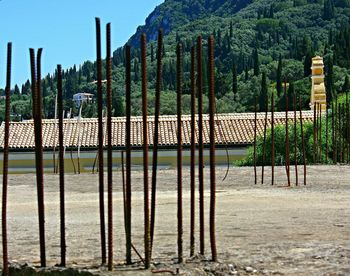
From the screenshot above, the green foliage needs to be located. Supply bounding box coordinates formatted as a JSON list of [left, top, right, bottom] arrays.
[[237, 118, 332, 166]]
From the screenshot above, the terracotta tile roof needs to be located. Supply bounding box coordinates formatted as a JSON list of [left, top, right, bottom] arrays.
[[0, 111, 314, 150]]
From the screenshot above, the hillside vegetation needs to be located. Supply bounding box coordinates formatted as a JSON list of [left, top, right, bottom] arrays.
[[1, 0, 350, 121]]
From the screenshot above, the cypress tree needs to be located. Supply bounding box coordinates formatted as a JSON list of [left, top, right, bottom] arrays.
[[325, 56, 334, 105], [304, 51, 312, 77], [342, 75, 350, 93], [259, 72, 268, 112], [232, 62, 238, 100], [253, 48, 260, 76], [276, 55, 282, 97]]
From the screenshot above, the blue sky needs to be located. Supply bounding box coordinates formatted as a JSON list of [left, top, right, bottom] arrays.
[[0, 0, 164, 88]]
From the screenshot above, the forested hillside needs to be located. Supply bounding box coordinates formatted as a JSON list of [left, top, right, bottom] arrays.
[[1, 0, 350, 121]]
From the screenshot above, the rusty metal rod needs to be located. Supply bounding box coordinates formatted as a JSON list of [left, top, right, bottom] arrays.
[[326, 105, 329, 163], [95, 17, 106, 265], [57, 65, 66, 267], [338, 103, 341, 163], [293, 92, 298, 186], [106, 22, 113, 271], [197, 36, 205, 255], [284, 81, 290, 187], [299, 95, 306, 185], [340, 104, 344, 163], [254, 96, 257, 185], [141, 33, 150, 269], [271, 92, 275, 186], [319, 103, 323, 163], [190, 45, 196, 257], [208, 35, 217, 262], [2, 42, 12, 276], [313, 101, 317, 164], [150, 29, 163, 255], [261, 98, 268, 185], [30, 48, 46, 267], [176, 43, 183, 263], [332, 102, 336, 163], [125, 44, 132, 265]]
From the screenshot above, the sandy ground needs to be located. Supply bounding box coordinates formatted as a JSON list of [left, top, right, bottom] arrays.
[[2, 165, 350, 275]]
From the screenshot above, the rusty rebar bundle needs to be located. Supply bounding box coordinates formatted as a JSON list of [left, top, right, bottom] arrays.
[[141, 33, 151, 269], [271, 92, 275, 186], [57, 65, 66, 267], [30, 48, 46, 267], [299, 96, 306, 185], [95, 17, 106, 265], [254, 96, 257, 185], [106, 23, 113, 271], [284, 81, 290, 187], [125, 44, 132, 265], [150, 29, 163, 254], [293, 92, 298, 186], [208, 35, 217, 262], [190, 45, 196, 257], [176, 43, 183, 263], [197, 36, 205, 255], [2, 42, 12, 276]]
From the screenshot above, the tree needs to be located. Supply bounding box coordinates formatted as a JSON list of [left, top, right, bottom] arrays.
[[276, 55, 283, 97], [259, 72, 268, 111], [253, 48, 260, 76], [304, 51, 312, 77], [232, 62, 238, 100], [229, 21, 233, 38], [342, 75, 350, 94], [325, 56, 334, 105], [323, 0, 335, 20]]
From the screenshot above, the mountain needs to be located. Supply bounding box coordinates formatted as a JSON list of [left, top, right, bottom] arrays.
[[2, 0, 350, 121], [128, 0, 252, 46]]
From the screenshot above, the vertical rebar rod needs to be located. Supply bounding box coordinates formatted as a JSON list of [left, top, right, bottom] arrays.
[[332, 102, 336, 163], [341, 104, 345, 163], [346, 103, 349, 163], [299, 96, 306, 185], [313, 102, 317, 164], [150, 29, 163, 254], [347, 91, 349, 163], [57, 65, 66, 267], [95, 17, 106, 265], [190, 45, 196, 257], [208, 35, 217, 262], [31, 48, 46, 267], [106, 23, 113, 271], [326, 106, 328, 163], [284, 81, 290, 187], [176, 43, 183, 263], [141, 33, 150, 269], [338, 103, 341, 163], [197, 36, 205, 255], [125, 45, 132, 265], [293, 92, 298, 186], [319, 104, 323, 163], [254, 96, 257, 185], [2, 42, 12, 276], [261, 99, 268, 185], [316, 103, 319, 163], [271, 92, 275, 186]]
